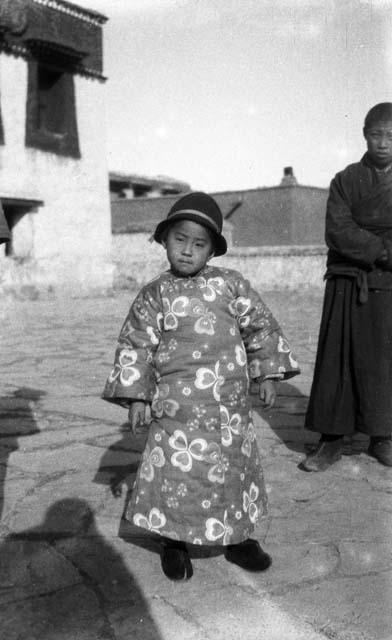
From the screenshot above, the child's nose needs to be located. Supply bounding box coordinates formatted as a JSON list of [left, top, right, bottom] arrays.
[[182, 242, 192, 255]]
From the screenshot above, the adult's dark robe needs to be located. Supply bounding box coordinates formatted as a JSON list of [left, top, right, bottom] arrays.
[[305, 153, 392, 436]]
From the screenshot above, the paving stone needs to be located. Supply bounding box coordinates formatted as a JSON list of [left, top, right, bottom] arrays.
[[0, 586, 106, 640], [273, 572, 392, 640], [0, 539, 83, 604], [338, 541, 392, 576]]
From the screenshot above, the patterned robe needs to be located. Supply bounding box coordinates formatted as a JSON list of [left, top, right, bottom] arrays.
[[103, 266, 299, 546]]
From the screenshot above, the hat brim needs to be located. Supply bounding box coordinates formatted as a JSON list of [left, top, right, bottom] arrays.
[[153, 212, 227, 257]]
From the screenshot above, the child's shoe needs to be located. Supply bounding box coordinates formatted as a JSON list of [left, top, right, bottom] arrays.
[[300, 438, 343, 472], [224, 539, 272, 572], [160, 539, 193, 580], [368, 437, 392, 466]]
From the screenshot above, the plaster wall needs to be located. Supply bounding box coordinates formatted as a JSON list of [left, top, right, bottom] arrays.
[[0, 54, 113, 294], [214, 189, 293, 246], [291, 188, 327, 245]]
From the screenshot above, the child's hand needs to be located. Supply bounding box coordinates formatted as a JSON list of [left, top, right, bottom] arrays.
[[128, 401, 151, 435], [259, 379, 277, 409], [376, 249, 388, 266]]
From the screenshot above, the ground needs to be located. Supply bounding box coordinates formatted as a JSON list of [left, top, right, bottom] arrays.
[[0, 287, 391, 640]]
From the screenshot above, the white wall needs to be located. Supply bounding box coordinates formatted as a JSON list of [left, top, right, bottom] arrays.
[[0, 54, 113, 295]]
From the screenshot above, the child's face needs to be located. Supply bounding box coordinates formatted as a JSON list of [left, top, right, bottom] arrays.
[[163, 219, 214, 277], [364, 121, 392, 167]]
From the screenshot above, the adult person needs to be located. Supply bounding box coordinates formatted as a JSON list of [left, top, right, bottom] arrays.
[[302, 103, 392, 471]]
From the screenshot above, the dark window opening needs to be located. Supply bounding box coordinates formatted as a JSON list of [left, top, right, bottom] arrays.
[[25, 60, 80, 158], [133, 185, 152, 198], [161, 188, 183, 195], [1, 199, 43, 258], [36, 66, 68, 135], [3, 207, 25, 257]]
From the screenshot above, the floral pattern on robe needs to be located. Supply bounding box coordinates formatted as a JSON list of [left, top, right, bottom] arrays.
[[103, 266, 300, 545]]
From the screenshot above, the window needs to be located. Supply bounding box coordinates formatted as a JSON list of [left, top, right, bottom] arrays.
[[1, 199, 43, 258], [25, 60, 80, 158], [36, 65, 68, 134]]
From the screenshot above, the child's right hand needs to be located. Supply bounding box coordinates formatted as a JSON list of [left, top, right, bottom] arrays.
[[259, 379, 277, 409], [128, 401, 151, 435]]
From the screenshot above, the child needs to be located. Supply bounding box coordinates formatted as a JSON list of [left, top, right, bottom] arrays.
[[302, 103, 392, 472], [103, 191, 300, 580]]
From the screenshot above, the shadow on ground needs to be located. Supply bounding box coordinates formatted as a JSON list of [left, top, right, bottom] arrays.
[[0, 387, 45, 522], [0, 498, 163, 640], [94, 423, 145, 497], [251, 380, 310, 455], [252, 381, 369, 460]]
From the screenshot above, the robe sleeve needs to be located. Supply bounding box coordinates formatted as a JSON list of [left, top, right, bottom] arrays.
[[232, 274, 300, 381], [102, 283, 162, 407], [325, 172, 385, 268]]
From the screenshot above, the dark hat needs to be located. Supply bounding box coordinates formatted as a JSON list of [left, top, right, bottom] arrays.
[[153, 191, 227, 256]]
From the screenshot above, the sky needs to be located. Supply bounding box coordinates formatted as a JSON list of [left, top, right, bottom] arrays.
[[75, 0, 392, 192]]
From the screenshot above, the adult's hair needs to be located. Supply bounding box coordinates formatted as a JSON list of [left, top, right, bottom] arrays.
[[364, 102, 392, 132]]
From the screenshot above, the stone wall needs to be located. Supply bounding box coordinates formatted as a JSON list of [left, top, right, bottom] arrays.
[[112, 232, 327, 291], [0, 54, 113, 297], [212, 186, 328, 247]]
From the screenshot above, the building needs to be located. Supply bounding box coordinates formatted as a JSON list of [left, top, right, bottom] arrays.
[[110, 167, 329, 290], [109, 172, 190, 201], [0, 0, 112, 295], [212, 167, 328, 247], [111, 167, 328, 247]]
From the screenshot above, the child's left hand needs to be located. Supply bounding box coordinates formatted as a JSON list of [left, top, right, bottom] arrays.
[[259, 379, 277, 409], [128, 401, 151, 435]]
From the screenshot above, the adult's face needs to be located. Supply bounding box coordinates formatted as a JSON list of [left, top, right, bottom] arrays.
[[364, 121, 392, 168]]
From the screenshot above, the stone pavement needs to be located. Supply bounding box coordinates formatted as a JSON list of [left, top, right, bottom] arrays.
[[0, 287, 391, 640]]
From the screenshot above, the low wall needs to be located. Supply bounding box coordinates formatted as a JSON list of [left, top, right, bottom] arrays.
[[112, 233, 327, 290]]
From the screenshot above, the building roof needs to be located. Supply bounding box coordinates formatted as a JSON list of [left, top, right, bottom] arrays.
[[33, 0, 107, 25], [0, 0, 106, 79], [109, 172, 191, 194]]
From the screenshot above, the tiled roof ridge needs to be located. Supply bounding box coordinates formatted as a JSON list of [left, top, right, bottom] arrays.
[[32, 0, 107, 26], [0, 39, 106, 80], [109, 171, 190, 189]]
